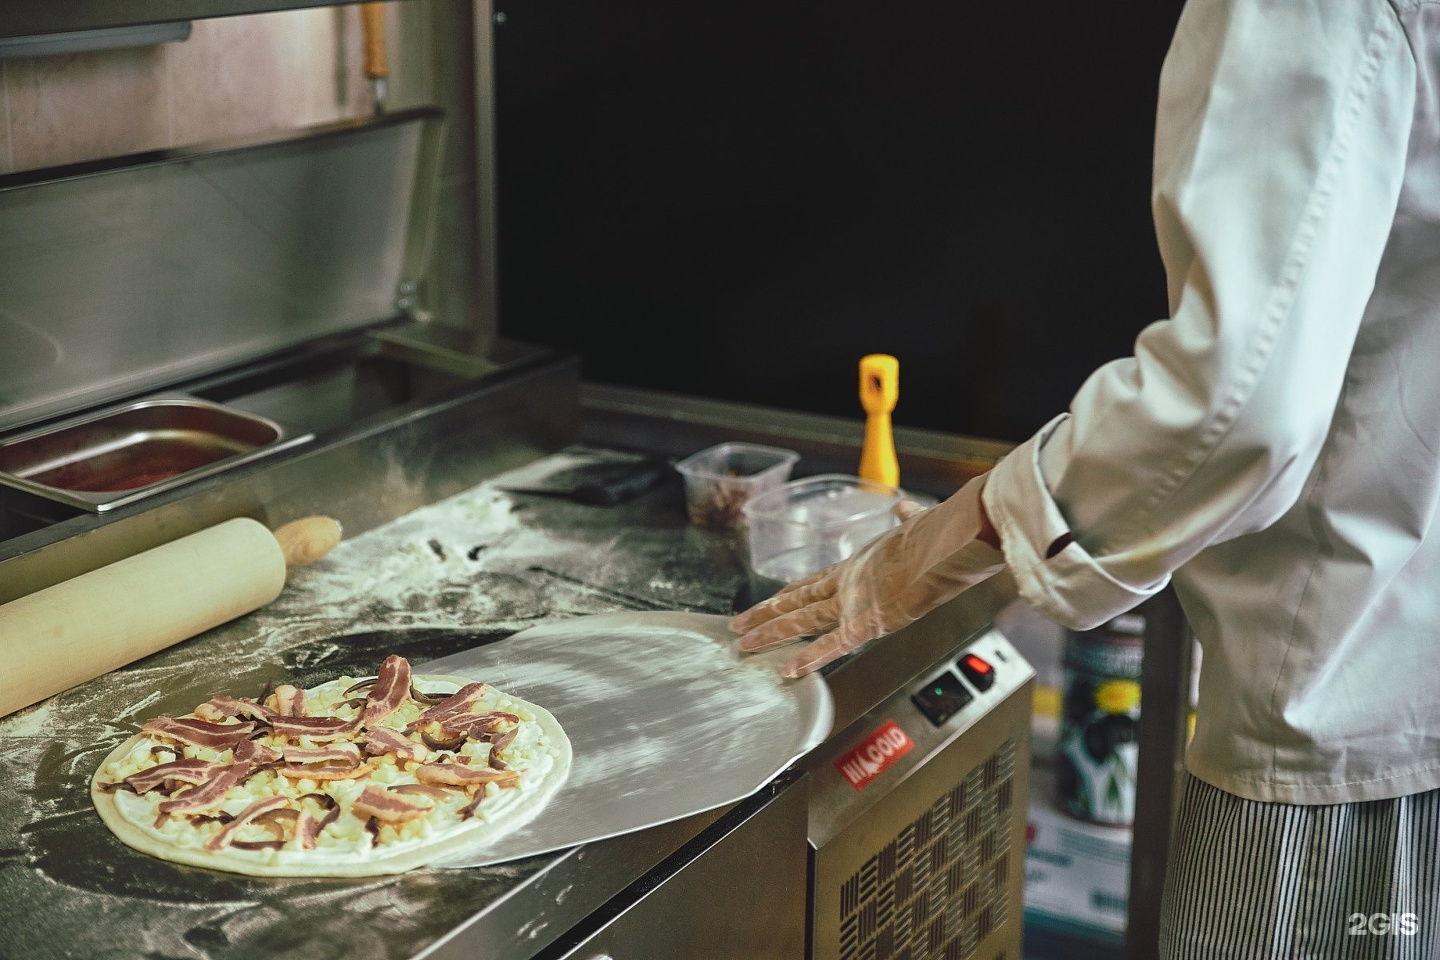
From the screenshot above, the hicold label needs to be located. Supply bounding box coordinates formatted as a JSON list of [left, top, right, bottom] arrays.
[[835, 720, 914, 790]]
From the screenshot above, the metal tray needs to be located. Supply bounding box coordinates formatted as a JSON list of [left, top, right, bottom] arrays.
[[0, 393, 309, 512]]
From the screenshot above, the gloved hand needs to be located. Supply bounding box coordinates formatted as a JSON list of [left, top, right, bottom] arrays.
[[731, 473, 1004, 678]]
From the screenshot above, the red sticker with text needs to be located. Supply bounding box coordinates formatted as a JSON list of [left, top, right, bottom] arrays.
[[834, 720, 915, 790]]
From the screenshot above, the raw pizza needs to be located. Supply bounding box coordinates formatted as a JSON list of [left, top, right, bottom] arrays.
[[90, 654, 571, 877]]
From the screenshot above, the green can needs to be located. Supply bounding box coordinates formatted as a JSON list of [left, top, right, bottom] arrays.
[[1055, 612, 1145, 826]]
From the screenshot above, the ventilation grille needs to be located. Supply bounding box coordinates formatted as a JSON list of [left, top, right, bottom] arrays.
[[838, 739, 1017, 960]]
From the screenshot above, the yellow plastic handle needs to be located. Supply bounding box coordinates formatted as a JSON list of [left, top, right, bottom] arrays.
[[859, 354, 899, 414], [858, 354, 900, 487]]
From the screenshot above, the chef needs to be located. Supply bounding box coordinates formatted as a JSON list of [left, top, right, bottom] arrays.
[[733, 0, 1440, 955]]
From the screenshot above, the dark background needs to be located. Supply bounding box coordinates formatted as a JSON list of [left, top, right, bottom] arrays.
[[492, 1, 1185, 444]]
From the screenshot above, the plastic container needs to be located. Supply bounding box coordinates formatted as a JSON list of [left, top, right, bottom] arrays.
[[741, 473, 904, 601], [673, 442, 800, 530]]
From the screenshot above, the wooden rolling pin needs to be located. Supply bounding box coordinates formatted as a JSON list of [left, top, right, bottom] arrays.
[[0, 515, 342, 720]]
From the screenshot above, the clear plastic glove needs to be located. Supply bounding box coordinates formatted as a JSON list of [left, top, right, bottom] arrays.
[[731, 473, 1004, 678]]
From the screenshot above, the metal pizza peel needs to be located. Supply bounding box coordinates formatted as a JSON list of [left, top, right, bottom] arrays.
[[418, 610, 833, 868]]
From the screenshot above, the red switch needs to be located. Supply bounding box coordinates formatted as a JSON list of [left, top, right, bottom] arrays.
[[958, 653, 995, 692]]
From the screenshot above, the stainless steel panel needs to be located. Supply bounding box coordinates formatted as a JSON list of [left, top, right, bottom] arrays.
[[0, 22, 192, 59], [0, 393, 306, 512], [546, 772, 810, 960], [417, 806, 733, 960], [0, 2, 375, 39], [0, 109, 443, 433], [806, 631, 1034, 851], [806, 636, 1034, 960]]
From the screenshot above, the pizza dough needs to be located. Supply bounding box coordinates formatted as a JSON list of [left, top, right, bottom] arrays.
[[90, 657, 571, 877]]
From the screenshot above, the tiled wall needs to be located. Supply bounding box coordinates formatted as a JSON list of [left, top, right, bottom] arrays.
[[0, 2, 485, 336]]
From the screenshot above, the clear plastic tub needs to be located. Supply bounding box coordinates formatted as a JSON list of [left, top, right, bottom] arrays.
[[741, 473, 904, 600], [673, 442, 800, 530]]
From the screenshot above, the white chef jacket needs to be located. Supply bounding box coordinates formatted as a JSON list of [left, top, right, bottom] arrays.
[[982, 0, 1440, 804]]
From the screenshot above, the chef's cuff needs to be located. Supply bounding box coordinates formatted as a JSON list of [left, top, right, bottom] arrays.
[[982, 414, 1162, 630]]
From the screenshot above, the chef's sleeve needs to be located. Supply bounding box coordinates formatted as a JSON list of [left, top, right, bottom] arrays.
[[980, 0, 1416, 630]]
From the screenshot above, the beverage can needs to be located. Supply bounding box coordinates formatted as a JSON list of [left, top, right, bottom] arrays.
[[1056, 612, 1144, 826]]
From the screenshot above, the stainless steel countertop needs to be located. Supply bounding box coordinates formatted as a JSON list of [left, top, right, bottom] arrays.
[[0, 453, 750, 960], [0, 447, 1012, 960], [0, 374, 1018, 960]]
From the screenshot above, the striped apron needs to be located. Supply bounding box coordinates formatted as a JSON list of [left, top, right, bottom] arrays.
[[1159, 774, 1440, 959]]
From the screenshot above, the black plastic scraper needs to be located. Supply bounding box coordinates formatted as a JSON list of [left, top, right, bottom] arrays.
[[492, 447, 675, 506]]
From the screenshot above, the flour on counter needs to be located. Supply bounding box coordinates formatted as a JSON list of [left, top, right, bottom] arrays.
[[0, 446, 757, 960]]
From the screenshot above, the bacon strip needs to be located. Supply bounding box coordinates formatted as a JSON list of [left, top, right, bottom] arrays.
[[295, 809, 320, 849], [413, 683, 488, 728], [269, 714, 359, 742], [361, 655, 413, 727], [204, 796, 290, 851], [440, 711, 519, 736], [142, 717, 256, 750], [249, 807, 300, 845], [252, 807, 299, 824], [234, 739, 281, 765], [276, 761, 371, 781], [414, 762, 521, 788], [231, 839, 287, 851], [489, 728, 518, 770], [157, 762, 253, 814], [362, 727, 425, 762], [123, 759, 224, 794], [194, 696, 276, 724], [408, 682, 453, 705], [391, 783, 451, 800], [236, 763, 282, 788], [282, 743, 362, 765], [271, 684, 307, 717], [420, 729, 467, 752], [352, 784, 433, 824], [297, 793, 342, 841]]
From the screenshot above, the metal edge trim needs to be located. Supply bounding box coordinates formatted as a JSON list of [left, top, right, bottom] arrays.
[[0, 105, 446, 194]]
